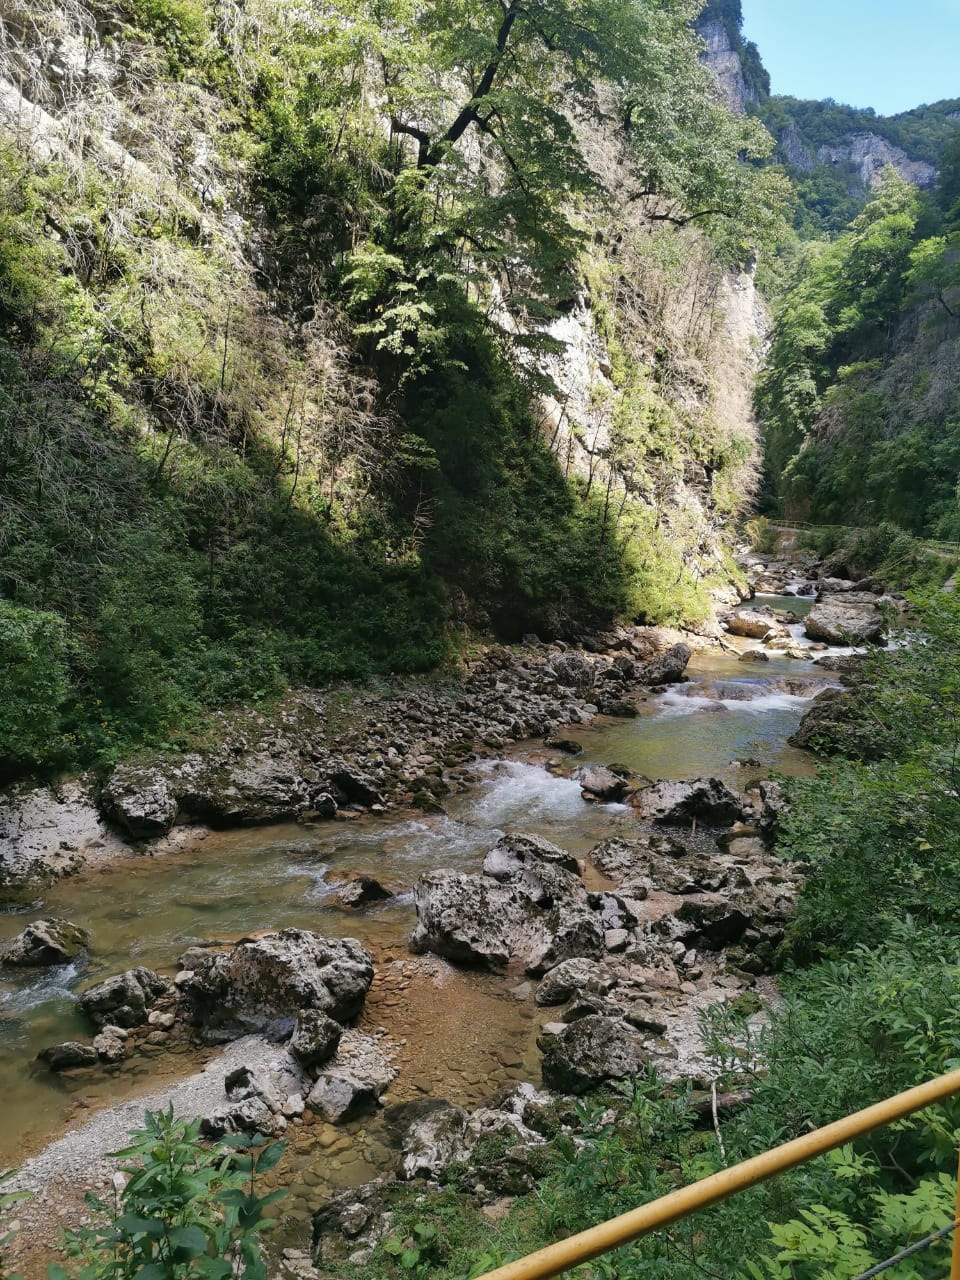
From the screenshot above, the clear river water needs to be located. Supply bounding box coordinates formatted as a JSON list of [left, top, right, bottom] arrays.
[[0, 597, 832, 1222]]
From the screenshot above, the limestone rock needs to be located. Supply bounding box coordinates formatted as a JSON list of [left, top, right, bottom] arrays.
[[79, 967, 169, 1028], [178, 929, 374, 1043], [534, 957, 616, 1006], [628, 777, 742, 826], [1, 918, 89, 967], [307, 1031, 396, 1122], [410, 843, 605, 976], [335, 876, 393, 908], [724, 610, 780, 640], [93, 1025, 128, 1063], [636, 643, 691, 686], [289, 1009, 343, 1070], [804, 603, 886, 646], [38, 1040, 99, 1070], [101, 766, 178, 838], [540, 1016, 648, 1093]]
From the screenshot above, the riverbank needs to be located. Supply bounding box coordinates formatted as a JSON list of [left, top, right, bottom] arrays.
[[0, 543, 889, 1276]]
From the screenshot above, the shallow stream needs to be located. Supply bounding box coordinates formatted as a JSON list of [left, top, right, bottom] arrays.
[[0, 625, 832, 1216]]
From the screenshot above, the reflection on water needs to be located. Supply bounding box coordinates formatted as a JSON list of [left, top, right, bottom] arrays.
[[0, 641, 833, 1164]]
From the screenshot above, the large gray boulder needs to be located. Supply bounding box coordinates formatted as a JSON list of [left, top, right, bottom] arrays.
[[79, 967, 169, 1028], [804, 602, 886, 646], [540, 1016, 648, 1093], [410, 838, 605, 975], [724, 610, 780, 640], [306, 1031, 396, 1122], [37, 1041, 99, 1071], [550, 653, 595, 690], [1, 918, 89, 967], [636, 643, 691, 685], [178, 930, 373, 1043], [101, 766, 179, 839], [628, 777, 742, 826]]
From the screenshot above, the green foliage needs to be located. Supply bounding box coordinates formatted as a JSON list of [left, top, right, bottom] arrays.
[[53, 1110, 284, 1280], [0, 602, 74, 775], [758, 170, 960, 535]]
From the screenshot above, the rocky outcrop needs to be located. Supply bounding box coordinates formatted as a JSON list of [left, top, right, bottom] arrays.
[[1, 918, 89, 967], [0, 779, 126, 903], [817, 133, 937, 190], [697, 17, 757, 116], [101, 767, 179, 838], [177, 930, 374, 1043], [804, 601, 886, 646], [540, 1015, 649, 1093], [627, 777, 743, 826], [79, 967, 169, 1029]]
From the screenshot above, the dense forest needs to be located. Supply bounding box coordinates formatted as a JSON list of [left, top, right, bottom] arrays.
[[758, 143, 960, 533]]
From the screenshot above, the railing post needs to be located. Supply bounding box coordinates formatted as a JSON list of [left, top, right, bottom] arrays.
[[951, 1148, 960, 1280]]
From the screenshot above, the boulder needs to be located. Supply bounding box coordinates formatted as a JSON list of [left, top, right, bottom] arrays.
[[636, 643, 691, 686], [289, 1009, 343, 1070], [738, 649, 770, 664], [804, 603, 886, 646], [628, 778, 742, 826], [101, 766, 179, 839], [482, 833, 580, 878], [410, 849, 605, 976], [1, 918, 89, 967], [725, 610, 780, 640], [38, 1041, 99, 1070], [307, 1031, 396, 1122], [540, 1016, 647, 1093], [178, 930, 373, 1043], [335, 876, 393, 908], [534, 958, 616, 1006], [328, 767, 384, 808], [93, 1025, 128, 1064], [79, 967, 169, 1028], [400, 1100, 544, 1185], [178, 756, 315, 826], [572, 766, 628, 803], [589, 835, 685, 879], [201, 1096, 285, 1139], [670, 899, 753, 948], [550, 654, 595, 690]]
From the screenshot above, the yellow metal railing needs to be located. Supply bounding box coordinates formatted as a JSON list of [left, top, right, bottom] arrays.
[[480, 1067, 960, 1280]]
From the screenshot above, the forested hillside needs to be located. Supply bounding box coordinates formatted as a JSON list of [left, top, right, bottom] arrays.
[[0, 0, 785, 778], [758, 149, 960, 532]]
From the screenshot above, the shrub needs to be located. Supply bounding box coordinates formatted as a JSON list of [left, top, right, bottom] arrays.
[[0, 601, 73, 775]]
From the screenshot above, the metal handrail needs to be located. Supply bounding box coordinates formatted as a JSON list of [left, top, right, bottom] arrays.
[[479, 1067, 960, 1280]]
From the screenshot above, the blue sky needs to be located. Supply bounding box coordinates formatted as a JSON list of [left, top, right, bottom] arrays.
[[740, 0, 960, 116]]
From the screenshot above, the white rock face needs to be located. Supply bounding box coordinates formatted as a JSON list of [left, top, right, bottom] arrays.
[[697, 18, 757, 116], [817, 132, 937, 190]]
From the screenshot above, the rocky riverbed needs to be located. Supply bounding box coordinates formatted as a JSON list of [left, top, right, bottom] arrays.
[[0, 541, 886, 1276]]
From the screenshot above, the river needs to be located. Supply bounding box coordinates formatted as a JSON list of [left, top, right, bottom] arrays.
[[0, 595, 831, 1224]]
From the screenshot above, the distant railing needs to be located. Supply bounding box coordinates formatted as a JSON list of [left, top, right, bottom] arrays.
[[478, 1068, 960, 1280]]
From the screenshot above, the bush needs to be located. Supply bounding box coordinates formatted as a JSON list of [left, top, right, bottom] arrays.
[[53, 1109, 284, 1280]]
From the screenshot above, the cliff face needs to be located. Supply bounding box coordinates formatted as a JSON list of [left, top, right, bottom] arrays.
[[816, 132, 938, 190], [698, 17, 757, 116]]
